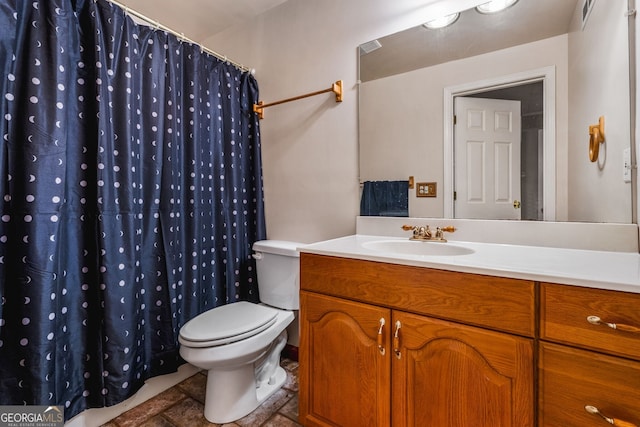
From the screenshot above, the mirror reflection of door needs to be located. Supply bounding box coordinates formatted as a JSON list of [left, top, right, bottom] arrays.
[[454, 97, 522, 220], [453, 81, 544, 220]]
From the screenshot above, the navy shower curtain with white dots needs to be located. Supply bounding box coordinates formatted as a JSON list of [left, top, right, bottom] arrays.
[[0, 0, 265, 419]]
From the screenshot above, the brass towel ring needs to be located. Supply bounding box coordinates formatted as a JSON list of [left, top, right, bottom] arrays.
[[588, 116, 605, 162]]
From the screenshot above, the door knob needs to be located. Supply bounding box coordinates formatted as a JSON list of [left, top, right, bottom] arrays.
[[513, 200, 521, 209]]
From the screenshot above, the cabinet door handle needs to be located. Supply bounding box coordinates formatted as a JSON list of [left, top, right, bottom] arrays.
[[393, 320, 401, 359], [377, 318, 386, 355], [587, 316, 640, 334], [585, 405, 638, 427]]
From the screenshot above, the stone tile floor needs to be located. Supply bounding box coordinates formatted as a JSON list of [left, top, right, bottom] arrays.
[[101, 359, 301, 427]]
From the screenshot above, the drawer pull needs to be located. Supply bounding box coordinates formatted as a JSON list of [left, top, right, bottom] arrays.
[[393, 321, 401, 359], [377, 318, 386, 355], [587, 316, 640, 334], [585, 405, 638, 427]]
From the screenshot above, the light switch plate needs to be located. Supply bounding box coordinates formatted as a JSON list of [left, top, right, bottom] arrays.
[[417, 182, 437, 197]]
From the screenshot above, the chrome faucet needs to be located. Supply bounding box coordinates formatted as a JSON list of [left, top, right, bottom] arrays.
[[401, 225, 456, 242]]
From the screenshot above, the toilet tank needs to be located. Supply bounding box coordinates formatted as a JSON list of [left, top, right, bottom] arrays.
[[252, 240, 301, 310]]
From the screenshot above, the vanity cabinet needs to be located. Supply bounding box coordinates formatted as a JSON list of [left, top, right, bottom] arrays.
[[539, 283, 640, 427], [299, 253, 536, 427]]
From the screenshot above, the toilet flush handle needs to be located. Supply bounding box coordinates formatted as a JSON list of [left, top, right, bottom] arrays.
[[252, 252, 263, 260]]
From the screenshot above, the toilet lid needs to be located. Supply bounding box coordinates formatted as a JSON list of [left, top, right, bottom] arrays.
[[179, 301, 279, 347]]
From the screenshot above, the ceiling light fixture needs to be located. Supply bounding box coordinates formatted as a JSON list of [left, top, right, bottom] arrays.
[[476, 0, 519, 14], [423, 12, 460, 30]]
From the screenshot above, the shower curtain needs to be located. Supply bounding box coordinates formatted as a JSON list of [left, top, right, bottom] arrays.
[[0, 0, 265, 419]]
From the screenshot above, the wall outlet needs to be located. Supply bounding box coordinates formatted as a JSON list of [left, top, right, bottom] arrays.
[[417, 182, 437, 197], [623, 147, 631, 183]]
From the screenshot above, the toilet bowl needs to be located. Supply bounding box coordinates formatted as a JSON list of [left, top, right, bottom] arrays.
[[178, 240, 301, 424]]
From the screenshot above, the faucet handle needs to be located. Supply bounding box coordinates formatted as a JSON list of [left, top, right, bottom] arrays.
[[401, 225, 415, 231], [434, 226, 456, 241]]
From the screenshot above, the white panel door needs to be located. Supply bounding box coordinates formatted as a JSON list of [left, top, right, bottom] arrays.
[[454, 97, 522, 220]]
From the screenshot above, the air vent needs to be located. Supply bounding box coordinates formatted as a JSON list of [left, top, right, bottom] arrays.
[[360, 40, 382, 55]]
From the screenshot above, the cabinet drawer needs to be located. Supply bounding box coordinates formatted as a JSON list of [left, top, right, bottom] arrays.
[[541, 283, 640, 360], [539, 342, 640, 427], [301, 253, 535, 337]]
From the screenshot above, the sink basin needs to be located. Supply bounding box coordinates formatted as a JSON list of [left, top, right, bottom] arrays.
[[363, 240, 475, 256]]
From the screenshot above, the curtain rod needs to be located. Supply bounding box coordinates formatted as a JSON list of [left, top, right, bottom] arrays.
[[105, 0, 253, 74]]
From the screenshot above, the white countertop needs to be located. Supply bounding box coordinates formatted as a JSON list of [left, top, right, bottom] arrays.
[[299, 235, 640, 294]]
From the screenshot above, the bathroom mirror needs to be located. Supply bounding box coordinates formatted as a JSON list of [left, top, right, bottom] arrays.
[[358, 0, 633, 223]]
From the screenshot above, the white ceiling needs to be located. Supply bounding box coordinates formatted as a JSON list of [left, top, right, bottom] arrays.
[[112, 0, 288, 42], [360, 0, 580, 82]]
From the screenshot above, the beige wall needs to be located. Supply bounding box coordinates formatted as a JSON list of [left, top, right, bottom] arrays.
[[203, 0, 637, 243], [202, 0, 486, 243], [568, 0, 633, 223]]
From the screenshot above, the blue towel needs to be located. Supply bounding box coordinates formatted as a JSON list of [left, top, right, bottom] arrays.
[[360, 180, 409, 217]]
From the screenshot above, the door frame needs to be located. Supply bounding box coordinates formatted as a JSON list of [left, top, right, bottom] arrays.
[[443, 66, 556, 221]]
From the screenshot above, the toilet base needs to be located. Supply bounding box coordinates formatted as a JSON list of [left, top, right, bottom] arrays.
[[203, 364, 288, 424], [201, 330, 289, 424]]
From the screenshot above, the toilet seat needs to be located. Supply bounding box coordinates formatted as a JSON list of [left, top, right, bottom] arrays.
[[179, 301, 279, 348]]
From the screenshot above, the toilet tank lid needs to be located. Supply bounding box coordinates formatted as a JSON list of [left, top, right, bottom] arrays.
[[252, 240, 301, 257]]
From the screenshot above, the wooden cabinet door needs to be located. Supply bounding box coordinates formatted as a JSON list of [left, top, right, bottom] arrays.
[[391, 311, 534, 427], [299, 291, 391, 427]]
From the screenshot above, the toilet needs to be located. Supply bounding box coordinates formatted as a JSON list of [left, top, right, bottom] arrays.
[[178, 240, 301, 424]]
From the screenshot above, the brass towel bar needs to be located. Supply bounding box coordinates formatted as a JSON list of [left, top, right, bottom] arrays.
[[253, 80, 343, 119], [359, 176, 414, 188]]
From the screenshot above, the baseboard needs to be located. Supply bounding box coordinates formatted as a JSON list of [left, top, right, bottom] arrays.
[[65, 363, 200, 427]]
